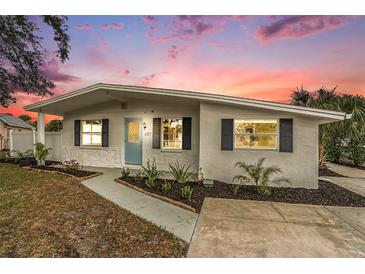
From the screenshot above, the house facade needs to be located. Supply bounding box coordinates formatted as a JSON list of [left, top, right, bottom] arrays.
[[24, 83, 349, 189]]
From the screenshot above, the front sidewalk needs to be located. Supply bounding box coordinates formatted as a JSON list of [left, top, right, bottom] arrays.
[[81, 167, 198, 243]]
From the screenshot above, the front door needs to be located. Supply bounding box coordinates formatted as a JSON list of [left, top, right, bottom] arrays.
[[125, 118, 142, 165]]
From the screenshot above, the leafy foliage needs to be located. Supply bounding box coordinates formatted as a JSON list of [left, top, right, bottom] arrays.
[[0, 16, 70, 107], [121, 167, 130, 179], [14, 149, 34, 159], [291, 86, 365, 166], [46, 119, 63, 131], [34, 142, 52, 165], [232, 158, 289, 195], [140, 159, 162, 188], [18, 114, 32, 124], [181, 186, 193, 201], [169, 161, 193, 184], [161, 179, 172, 193]]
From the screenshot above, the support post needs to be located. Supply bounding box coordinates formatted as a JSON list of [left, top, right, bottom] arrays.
[[37, 111, 45, 144], [32, 129, 37, 154], [8, 129, 14, 156]]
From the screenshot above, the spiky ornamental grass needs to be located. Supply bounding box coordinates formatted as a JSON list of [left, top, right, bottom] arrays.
[[232, 158, 290, 196]]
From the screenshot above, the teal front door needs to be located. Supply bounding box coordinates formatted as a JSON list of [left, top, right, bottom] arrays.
[[125, 118, 143, 165]]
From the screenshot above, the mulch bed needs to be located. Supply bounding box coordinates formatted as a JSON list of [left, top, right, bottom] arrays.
[[319, 166, 347, 177], [31, 166, 101, 181], [118, 177, 365, 213]]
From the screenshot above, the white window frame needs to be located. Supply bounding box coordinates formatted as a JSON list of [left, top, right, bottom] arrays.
[[161, 117, 183, 150], [81, 120, 102, 147], [234, 119, 279, 150]]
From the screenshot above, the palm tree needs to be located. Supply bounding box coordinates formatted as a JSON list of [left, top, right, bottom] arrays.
[[290, 86, 313, 107], [232, 158, 289, 195]]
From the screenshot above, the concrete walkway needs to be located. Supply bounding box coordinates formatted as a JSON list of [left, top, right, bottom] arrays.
[[82, 167, 198, 243], [188, 198, 365, 257], [324, 163, 365, 197]]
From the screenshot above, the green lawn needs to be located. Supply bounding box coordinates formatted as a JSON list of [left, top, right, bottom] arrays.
[[0, 163, 187, 257]]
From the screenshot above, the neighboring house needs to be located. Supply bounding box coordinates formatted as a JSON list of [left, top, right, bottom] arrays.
[[0, 114, 35, 150], [24, 83, 349, 188]]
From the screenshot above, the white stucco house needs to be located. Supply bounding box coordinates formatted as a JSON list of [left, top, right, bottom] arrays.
[[24, 83, 349, 189]]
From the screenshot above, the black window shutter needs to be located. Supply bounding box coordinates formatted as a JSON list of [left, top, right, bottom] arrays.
[[152, 118, 161, 149], [279, 118, 293, 152], [221, 119, 233, 151], [102, 119, 109, 147], [74, 120, 80, 146], [182, 117, 192, 150]]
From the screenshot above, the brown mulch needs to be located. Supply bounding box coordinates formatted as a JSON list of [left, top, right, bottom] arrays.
[[121, 176, 365, 213], [0, 163, 187, 258]]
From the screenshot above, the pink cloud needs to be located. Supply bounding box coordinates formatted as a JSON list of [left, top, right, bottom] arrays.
[[257, 16, 354, 43], [144, 16, 248, 43], [75, 24, 93, 30], [142, 73, 158, 86], [111, 23, 124, 30], [121, 69, 130, 76], [166, 45, 189, 60], [41, 58, 79, 83], [142, 16, 159, 23], [100, 23, 124, 30]]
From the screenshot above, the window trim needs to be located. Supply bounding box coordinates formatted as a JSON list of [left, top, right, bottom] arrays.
[[233, 118, 279, 151], [161, 117, 183, 150], [81, 119, 103, 147]]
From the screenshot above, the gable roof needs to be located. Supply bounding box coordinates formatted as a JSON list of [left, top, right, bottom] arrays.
[[24, 83, 350, 121], [0, 114, 35, 130]]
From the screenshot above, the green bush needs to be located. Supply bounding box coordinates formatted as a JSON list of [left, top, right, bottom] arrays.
[[134, 169, 143, 184], [232, 158, 290, 196], [140, 159, 162, 188], [34, 142, 52, 165], [169, 161, 193, 184], [161, 179, 172, 193], [181, 186, 193, 201], [121, 167, 130, 178]]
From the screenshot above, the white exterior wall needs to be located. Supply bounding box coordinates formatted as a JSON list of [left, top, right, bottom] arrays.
[[62, 99, 199, 172], [199, 102, 320, 189]]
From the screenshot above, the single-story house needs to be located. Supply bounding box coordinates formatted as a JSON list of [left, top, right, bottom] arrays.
[[24, 83, 349, 188], [0, 114, 35, 150]]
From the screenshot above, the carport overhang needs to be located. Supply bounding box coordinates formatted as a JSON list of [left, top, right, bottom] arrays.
[[24, 83, 349, 143]]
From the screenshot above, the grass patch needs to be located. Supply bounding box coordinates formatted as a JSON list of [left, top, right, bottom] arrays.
[[0, 163, 187, 257]]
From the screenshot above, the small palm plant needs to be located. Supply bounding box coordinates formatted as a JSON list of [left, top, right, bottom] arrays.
[[140, 159, 162, 188], [169, 161, 193, 184], [34, 142, 52, 166], [232, 158, 289, 195]]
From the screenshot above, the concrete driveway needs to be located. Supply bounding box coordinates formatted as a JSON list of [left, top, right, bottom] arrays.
[[188, 198, 365, 257]]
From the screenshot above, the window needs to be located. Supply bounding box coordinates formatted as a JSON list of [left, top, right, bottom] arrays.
[[234, 119, 278, 149], [162, 118, 182, 149], [81, 120, 102, 146]]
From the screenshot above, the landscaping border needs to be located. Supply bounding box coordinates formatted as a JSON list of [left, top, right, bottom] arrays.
[[115, 178, 197, 213], [23, 166, 102, 182]]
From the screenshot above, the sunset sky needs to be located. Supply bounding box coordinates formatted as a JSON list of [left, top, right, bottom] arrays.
[[2, 15, 365, 121]]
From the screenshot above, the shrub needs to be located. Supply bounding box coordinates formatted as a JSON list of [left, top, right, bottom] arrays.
[[63, 160, 81, 171], [169, 161, 193, 184], [121, 167, 130, 178], [232, 158, 290, 196], [34, 142, 52, 166], [161, 179, 172, 193], [140, 159, 162, 188], [134, 169, 143, 184], [181, 185, 193, 201], [14, 149, 34, 159]]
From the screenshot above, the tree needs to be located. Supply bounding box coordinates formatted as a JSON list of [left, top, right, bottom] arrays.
[[18, 114, 32, 124], [0, 16, 70, 107], [290, 86, 365, 165], [45, 119, 63, 131]]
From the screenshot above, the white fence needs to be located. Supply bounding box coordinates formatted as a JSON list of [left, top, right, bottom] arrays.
[[11, 131, 63, 161]]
